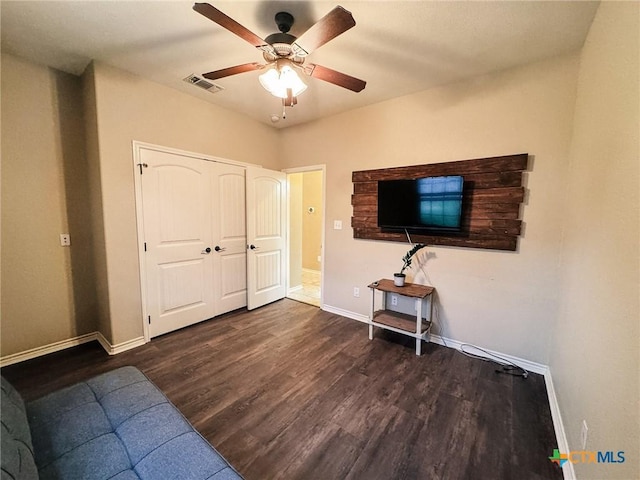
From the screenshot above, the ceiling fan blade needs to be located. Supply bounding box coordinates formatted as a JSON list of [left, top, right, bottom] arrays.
[[193, 3, 272, 53], [305, 64, 366, 92], [203, 63, 263, 80], [292, 6, 356, 56]]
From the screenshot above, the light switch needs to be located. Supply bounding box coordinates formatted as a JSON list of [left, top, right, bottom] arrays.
[[333, 220, 342, 230]]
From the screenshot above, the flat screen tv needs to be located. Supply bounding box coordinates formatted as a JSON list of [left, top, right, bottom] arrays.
[[377, 175, 464, 233]]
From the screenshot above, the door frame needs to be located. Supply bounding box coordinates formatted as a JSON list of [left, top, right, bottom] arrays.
[[132, 141, 257, 342], [283, 164, 326, 309]]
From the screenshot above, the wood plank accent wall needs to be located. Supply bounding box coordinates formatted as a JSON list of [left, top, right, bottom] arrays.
[[351, 153, 529, 251]]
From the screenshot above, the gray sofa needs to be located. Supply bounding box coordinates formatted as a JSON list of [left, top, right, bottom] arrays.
[[1, 366, 242, 480]]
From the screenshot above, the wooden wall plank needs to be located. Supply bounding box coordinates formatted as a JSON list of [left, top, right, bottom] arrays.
[[353, 228, 518, 251], [353, 182, 377, 194], [352, 153, 528, 182], [352, 217, 522, 236], [351, 154, 528, 251], [469, 187, 525, 203], [464, 171, 523, 189]]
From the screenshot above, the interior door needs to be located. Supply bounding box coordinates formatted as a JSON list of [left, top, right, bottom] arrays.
[[211, 163, 247, 315], [246, 166, 287, 310], [140, 148, 215, 337]]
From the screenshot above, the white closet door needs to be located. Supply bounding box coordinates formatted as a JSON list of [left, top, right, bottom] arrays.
[[246, 166, 287, 310], [138, 146, 287, 337], [140, 148, 215, 337], [211, 163, 247, 315]]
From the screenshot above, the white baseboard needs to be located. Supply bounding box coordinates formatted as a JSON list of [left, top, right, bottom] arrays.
[[322, 304, 567, 477], [322, 305, 547, 375], [288, 285, 303, 294], [429, 333, 548, 375], [0, 331, 147, 367], [96, 332, 146, 355], [321, 304, 369, 323], [0, 332, 98, 367], [544, 369, 575, 480]]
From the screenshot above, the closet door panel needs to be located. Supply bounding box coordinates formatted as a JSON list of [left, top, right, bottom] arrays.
[[211, 163, 247, 315]]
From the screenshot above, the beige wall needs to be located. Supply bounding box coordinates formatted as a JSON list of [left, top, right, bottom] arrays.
[[1, 53, 96, 356], [280, 54, 580, 364], [302, 171, 323, 270], [550, 2, 639, 479], [82, 64, 112, 341], [1, 56, 281, 354], [88, 62, 281, 345]]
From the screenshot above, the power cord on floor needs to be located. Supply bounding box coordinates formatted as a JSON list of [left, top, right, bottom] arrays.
[[459, 343, 529, 379], [403, 232, 528, 379]]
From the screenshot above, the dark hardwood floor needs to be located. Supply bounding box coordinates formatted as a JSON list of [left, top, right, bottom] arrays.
[[2, 299, 562, 480]]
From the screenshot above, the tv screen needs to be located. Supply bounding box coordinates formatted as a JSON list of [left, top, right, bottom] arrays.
[[377, 175, 464, 232]]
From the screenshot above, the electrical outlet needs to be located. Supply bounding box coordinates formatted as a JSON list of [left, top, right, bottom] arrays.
[[333, 220, 343, 230], [60, 234, 71, 246], [353, 287, 360, 298], [391, 295, 398, 306], [581, 420, 588, 449]]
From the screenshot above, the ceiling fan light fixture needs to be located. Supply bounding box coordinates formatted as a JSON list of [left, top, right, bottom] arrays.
[[258, 59, 307, 99]]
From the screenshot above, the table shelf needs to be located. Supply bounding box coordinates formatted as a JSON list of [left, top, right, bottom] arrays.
[[368, 279, 435, 355], [372, 310, 431, 333]]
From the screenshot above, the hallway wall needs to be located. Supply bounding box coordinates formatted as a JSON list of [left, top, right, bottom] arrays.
[[302, 171, 323, 271]]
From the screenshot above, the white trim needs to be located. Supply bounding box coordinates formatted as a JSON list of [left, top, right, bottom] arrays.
[[282, 164, 326, 174], [544, 368, 575, 480], [323, 306, 549, 376], [132, 142, 151, 342], [96, 332, 146, 356], [428, 334, 548, 375], [0, 332, 148, 367], [322, 304, 370, 323], [0, 333, 98, 367], [131, 140, 259, 169], [288, 285, 303, 294]]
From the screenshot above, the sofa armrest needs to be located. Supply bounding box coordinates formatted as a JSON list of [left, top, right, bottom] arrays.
[[1, 376, 39, 479]]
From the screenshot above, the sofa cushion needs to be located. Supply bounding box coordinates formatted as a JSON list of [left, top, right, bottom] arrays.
[[26, 366, 243, 480], [134, 432, 240, 480], [1, 376, 38, 479], [115, 403, 192, 465], [37, 434, 132, 480], [29, 401, 113, 469]]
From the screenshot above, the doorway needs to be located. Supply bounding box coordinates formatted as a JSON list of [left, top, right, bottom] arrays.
[[286, 166, 325, 307]]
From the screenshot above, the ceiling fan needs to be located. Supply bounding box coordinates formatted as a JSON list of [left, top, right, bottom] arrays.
[[193, 3, 366, 110]]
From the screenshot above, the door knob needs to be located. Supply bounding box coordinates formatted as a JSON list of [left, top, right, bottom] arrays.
[[249, 244, 259, 250], [201, 247, 212, 254], [214, 246, 226, 252]]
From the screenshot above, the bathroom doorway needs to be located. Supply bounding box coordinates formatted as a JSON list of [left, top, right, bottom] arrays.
[[286, 166, 325, 307]]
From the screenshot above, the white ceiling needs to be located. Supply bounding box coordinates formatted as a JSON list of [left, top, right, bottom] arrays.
[[1, 1, 599, 129]]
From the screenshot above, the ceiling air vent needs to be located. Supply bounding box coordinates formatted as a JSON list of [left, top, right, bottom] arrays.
[[183, 74, 224, 94]]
